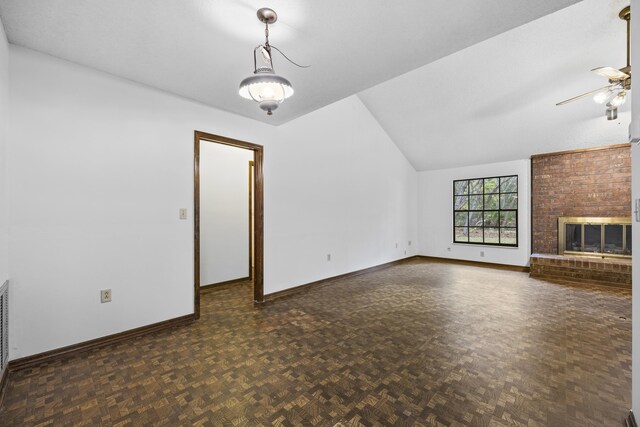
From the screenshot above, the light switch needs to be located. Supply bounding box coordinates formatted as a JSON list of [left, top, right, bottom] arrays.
[[179, 208, 188, 220]]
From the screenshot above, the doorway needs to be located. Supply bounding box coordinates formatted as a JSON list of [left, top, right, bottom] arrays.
[[194, 131, 264, 319]]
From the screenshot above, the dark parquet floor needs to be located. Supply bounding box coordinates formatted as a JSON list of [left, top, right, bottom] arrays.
[[0, 259, 631, 426]]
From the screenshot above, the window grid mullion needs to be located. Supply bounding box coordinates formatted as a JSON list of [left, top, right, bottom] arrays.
[[453, 175, 518, 247]]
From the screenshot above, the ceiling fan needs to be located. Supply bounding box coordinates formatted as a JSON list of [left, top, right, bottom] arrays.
[[556, 6, 631, 120]]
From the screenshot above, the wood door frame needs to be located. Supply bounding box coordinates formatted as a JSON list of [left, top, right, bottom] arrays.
[[194, 131, 264, 319], [248, 160, 254, 281]]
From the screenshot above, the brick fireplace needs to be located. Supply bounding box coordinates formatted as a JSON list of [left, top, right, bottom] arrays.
[[530, 144, 631, 287]]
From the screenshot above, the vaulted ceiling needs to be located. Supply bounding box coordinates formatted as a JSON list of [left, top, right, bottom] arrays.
[[359, 0, 632, 170], [0, 0, 631, 170]]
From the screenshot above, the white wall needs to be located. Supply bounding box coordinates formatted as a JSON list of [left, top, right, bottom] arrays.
[[418, 159, 530, 266], [0, 18, 8, 286], [7, 46, 418, 358], [630, 0, 639, 415], [267, 96, 419, 293], [199, 142, 253, 285]]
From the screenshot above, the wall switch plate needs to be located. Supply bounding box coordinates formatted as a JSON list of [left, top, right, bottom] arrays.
[[179, 208, 188, 220], [327, 254, 331, 261], [101, 289, 112, 303]]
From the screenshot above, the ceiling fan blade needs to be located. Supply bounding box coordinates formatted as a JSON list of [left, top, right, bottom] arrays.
[[591, 66, 630, 80], [556, 84, 617, 106]]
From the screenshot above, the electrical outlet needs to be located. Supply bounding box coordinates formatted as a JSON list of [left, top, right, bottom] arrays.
[[408, 240, 412, 246], [101, 289, 112, 303], [179, 208, 188, 220], [404, 250, 407, 255], [480, 251, 485, 257], [395, 242, 398, 248], [327, 254, 331, 261], [447, 247, 451, 252]]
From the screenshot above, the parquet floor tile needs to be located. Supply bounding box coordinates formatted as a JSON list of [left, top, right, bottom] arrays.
[[0, 259, 631, 426]]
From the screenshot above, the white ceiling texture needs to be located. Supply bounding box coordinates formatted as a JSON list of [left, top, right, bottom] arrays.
[[358, 0, 632, 170], [0, 0, 630, 170]]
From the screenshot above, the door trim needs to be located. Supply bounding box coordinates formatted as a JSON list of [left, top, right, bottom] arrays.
[[194, 131, 264, 319], [248, 160, 254, 281]]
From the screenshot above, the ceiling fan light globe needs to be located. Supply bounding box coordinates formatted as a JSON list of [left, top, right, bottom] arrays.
[[593, 89, 613, 104], [609, 91, 627, 108]]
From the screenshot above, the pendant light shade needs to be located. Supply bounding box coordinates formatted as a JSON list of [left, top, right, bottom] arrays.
[[239, 72, 294, 115]]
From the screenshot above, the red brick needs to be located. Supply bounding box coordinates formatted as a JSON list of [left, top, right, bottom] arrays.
[[531, 145, 631, 254]]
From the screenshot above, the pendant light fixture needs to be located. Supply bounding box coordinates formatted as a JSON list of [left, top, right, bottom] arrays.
[[238, 8, 296, 116]]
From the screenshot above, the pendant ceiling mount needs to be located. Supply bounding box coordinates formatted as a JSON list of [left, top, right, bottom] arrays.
[[619, 5, 630, 21], [257, 8, 277, 25]]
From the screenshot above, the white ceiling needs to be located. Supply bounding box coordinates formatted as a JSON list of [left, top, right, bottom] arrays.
[[0, 0, 579, 126], [358, 0, 632, 171], [0, 0, 629, 171]]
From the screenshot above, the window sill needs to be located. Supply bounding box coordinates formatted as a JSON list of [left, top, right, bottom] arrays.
[[451, 242, 519, 249]]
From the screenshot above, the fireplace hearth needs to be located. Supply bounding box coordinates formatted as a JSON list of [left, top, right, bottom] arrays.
[[529, 253, 631, 288], [530, 216, 632, 288]]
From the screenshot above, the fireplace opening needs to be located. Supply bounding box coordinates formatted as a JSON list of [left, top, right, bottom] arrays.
[[604, 224, 624, 254], [558, 217, 631, 258]]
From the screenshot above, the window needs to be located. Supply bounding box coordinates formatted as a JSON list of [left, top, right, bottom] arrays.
[[453, 175, 518, 246]]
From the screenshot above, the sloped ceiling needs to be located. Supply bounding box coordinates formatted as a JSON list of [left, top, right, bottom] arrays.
[[358, 0, 632, 171], [0, 0, 579, 126], [0, 0, 628, 171]]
